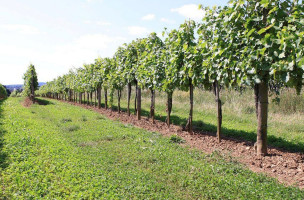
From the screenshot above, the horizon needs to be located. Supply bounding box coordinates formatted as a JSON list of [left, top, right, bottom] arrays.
[[0, 0, 227, 85], [4, 82, 46, 86]]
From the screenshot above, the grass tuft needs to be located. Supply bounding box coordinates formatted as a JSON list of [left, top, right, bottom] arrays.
[[80, 115, 87, 122], [64, 125, 80, 132], [96, 115, 105, 120], [60, 118, 72, 123], [169, 135, 185, 144]]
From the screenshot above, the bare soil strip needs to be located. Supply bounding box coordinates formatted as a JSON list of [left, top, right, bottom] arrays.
[[59, 99, 304, 189], [22, 97, 33, 107]]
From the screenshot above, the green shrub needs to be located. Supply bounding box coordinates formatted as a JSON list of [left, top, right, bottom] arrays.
[[0, 84, 7, 99], [23, 64, 38, 99], [10, 89, 22, 97]]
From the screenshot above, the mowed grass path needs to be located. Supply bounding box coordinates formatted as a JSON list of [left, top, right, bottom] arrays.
[[0, 98, 303, 199]]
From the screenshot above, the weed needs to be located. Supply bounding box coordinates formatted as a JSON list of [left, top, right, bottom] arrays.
[[80, 115, 87, 122], [96, 115, 105, 120], [101, 135, 114, 141], [60, 118, 72, 123], [169, 135, 185, 144], [64, 125, 80, 132]]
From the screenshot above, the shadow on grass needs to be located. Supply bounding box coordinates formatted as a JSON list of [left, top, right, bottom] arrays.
[[36, 98, 54, 105], [0, 98, 8, 169], [110, 104, 304, 153], [57, 98, 304, 153]]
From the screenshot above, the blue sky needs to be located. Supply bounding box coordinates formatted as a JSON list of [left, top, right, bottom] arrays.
[[0, 0, 227, 85]]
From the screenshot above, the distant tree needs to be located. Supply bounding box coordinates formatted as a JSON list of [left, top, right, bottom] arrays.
[[4, 86, 11, 97], [10, 89, 18, 97], [0, 84, 7, 99], [23, 64, 38, 102]]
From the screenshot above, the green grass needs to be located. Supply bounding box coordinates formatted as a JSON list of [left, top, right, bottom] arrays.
[[0, 97, 303, 199], [103, 88, 304, 152]]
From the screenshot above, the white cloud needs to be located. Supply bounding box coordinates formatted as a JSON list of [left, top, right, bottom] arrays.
[[141, 14, 155, 21], [84, 20, 111, 26], [160, 18, 176, 24], [0, 34, 126, 84], [171, 4, 205, 21], [127, 26, 149, 36], [0, 24, 41, 35]]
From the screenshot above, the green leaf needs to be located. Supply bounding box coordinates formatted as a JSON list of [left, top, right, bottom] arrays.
[[247, 28, 256, 37], [260, 0, 269, 8], [257, 24, 274, 35]]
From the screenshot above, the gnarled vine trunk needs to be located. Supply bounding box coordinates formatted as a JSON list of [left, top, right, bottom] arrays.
[[118, 90, 122, 113], [150, 89, 155, 124], [137, 86, 141, 120], [254, 84, 259, 118], [186, 79, 193, 134], [134, 81, 138, 115], [97, 86, 101, 109], [127, 82, 131, 116], [94, 90, 97, 107], [90, 92, 93, 106], [104, 88, 108, 109], [87, 92, 90, 105], [166, 91, 173, 127], [214, 81, 222, 143], [256, 81, 268, 156]]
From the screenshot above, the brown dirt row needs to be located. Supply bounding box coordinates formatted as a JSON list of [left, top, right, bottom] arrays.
[[22, 97, 33, 107], [57, 99, 304, 189]]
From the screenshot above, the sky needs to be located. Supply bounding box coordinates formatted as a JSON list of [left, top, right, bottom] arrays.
[[0, 0, 227, 85]]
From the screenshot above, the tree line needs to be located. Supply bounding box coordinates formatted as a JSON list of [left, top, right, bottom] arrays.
[[38, 0, 304, 156]]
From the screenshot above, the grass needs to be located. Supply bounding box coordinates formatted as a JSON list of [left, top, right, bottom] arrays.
[[102, 87, 304, 152], [0, 97, 303, 199]]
